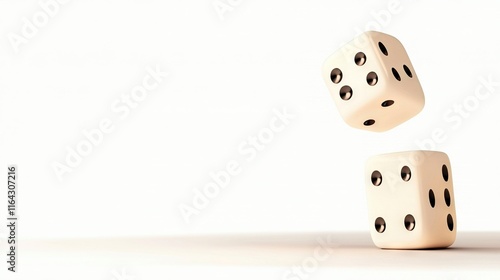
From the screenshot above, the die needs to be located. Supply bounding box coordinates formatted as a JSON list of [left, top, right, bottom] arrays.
[[322, 31, 425, 132], [365, 150, 456, 249]]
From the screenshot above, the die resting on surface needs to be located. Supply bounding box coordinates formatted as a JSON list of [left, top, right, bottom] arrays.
[[323, 31, 425, 132], [365, 150, 456, 249]]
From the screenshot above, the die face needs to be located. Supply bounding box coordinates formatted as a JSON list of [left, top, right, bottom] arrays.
[[323, 31, 425, 132], [417, 152, 457, 248], [365, 151, 456, 249]]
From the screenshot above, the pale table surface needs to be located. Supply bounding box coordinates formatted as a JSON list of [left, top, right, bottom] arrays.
[[2, 232, 499, 280]]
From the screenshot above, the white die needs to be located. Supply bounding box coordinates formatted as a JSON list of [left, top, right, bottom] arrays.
[[365, 151, 457, 249], [323, 31, 425, 132]]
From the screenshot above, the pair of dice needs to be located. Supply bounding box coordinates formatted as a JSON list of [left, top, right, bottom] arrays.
[[322, 31, 456, 249]]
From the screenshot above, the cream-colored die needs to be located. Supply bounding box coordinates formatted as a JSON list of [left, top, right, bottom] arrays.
[[322, 31, 425, 132], [365, 151, 456, 249]]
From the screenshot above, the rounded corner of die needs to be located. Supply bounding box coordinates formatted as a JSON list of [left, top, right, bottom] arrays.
[[363, 30, 384, 38], [321, 58, 332, 72], [418, 97, 426, 112], [440, 233, 457, 249], [428, 150, 451, 162], [449, 232, 457, 245]]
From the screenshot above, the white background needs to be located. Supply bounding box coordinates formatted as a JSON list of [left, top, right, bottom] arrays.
[[1, 0, 500, 240]]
